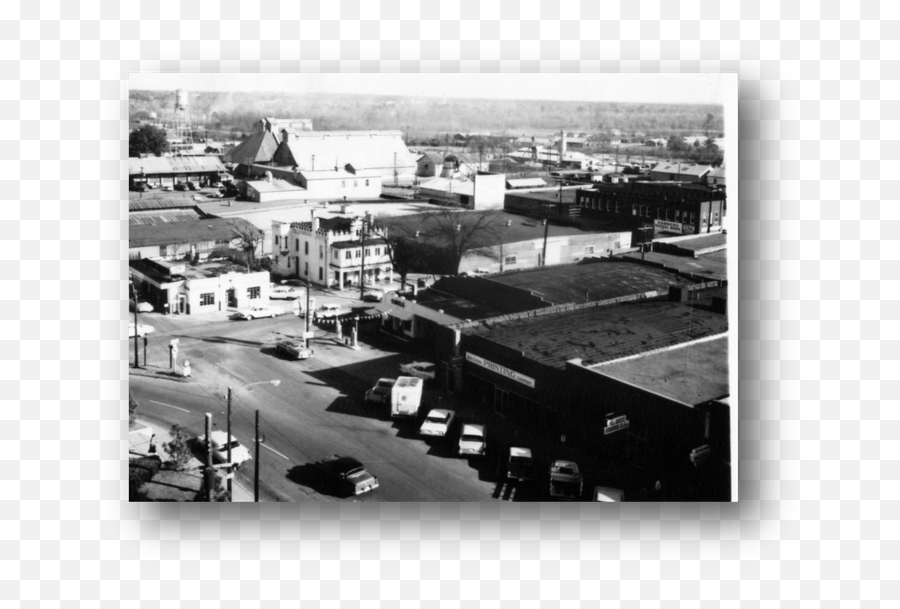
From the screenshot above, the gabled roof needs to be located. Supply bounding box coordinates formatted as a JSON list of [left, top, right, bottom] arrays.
[[227, 130, 281, 164], [245, 179, 304, 193]]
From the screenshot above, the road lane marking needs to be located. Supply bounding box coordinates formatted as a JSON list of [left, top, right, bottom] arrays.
[[261, 443, 289, 460], [149, 400, 190, 413]]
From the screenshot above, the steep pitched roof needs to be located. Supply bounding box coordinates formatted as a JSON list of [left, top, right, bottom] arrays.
[[226, 130, 281, 164]]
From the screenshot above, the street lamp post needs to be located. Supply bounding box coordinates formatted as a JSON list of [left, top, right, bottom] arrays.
[[226, 379, 280, 502]]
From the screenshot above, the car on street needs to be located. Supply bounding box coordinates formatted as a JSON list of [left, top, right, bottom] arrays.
[[280, 279, 308, 288], [399, 362, 436, 381], [314, 303, 350, 319], [364, 378, 396, 404], [211, 182, 224, 189], [236, 305, 277, 320], [506, 446, 536, 481], [592, 486, 625, 502], [160, 185, 173, 192], [458, 424, 487, 457], [419, 409, 455, 438], [195, 430, 252, 469], [276, 340, 314, 360], [127, 322, 154, 338], [129, 300, 154, 313], [270, 284, 304, 300], [317, 455, 379, 496], [362, 288, 384, 302]]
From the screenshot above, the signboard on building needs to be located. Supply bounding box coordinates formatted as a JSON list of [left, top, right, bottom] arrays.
[[465, 353, 536, 388], [654, 219, 684, 233], [604, 414, 630, 435]]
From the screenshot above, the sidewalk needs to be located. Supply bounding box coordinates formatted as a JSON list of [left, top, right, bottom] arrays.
[[129, 418, 269, 502]]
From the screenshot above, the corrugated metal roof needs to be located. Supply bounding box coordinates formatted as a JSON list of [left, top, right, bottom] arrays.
[[273, 131, 417, 173], [129, 198, 199, 212], [650, 163, 712, 177], [129, 209, 204, 226], [129, 156, 226, 176]]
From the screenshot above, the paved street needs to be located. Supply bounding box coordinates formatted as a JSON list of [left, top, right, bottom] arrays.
[[128, 289, 506, 502]]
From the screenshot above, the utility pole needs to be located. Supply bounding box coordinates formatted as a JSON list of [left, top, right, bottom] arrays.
[[542, 203, 552, 267], [132, 281, 139, 368], [254, 410, 261, 502], [304, 279, 311, 348], [226, 387, 233, 502], [205, 413, 214, 502], [359, 217, 367, 301]]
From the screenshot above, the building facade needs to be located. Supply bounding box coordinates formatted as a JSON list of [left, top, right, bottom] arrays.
[[270, 214, 394, 289], [575, 182, 727, 237]]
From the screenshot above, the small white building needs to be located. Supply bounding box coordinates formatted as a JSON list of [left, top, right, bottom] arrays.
[[294, 165, 382, 200], [270, 213, 394, 289], [245, 175, 306, 203]]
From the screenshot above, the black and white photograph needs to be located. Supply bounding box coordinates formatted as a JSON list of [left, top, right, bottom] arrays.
[[127, 73, 737, 502]]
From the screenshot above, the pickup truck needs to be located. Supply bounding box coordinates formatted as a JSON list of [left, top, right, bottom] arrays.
[[549, 460, 583, 501]]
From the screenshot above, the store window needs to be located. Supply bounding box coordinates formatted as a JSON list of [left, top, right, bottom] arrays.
[[199, 293, 215, 306], [247, 286, 260, 299]]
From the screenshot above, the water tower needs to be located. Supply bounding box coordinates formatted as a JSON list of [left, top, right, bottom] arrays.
[[172, 88, 194, 150]]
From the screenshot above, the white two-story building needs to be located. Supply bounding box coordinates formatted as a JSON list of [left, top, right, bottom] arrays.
[[270, 213, 394, 289]]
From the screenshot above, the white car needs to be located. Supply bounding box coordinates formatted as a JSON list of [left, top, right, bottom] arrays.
[[236, 305, 276, 320], [314, 303, 349, 319], [419, 409, 455, 438], [195, 430, 252, 469], [270, 285, 304, 300], [128, 322, 154, 338], [399, 362, 436, 381], [129, 301, 154, 313], [458, 424, 487, 457]]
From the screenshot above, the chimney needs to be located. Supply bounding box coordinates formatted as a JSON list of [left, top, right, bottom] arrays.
[[281, 129, 289, 144], [311, 211, 320, 232]]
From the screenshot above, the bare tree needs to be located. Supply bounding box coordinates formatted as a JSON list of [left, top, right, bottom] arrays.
[[420, 208, 503, 275], [371, 218, 428, 291], [229, 220, 265, 272]]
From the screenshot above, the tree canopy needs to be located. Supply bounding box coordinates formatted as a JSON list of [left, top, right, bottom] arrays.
[[129, 124, 169, 157]]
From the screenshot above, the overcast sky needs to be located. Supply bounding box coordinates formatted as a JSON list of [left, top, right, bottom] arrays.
[[130, 73, 727, 105]]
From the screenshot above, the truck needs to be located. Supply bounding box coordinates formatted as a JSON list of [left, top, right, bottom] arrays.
[[548, 460, 583, 501], [390, 376, 424, 419]]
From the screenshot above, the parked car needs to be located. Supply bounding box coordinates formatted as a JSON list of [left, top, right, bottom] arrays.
[[317, 455, 379, 496], [131, 183, 149, 192], [458, 424, 487, 457], [399, 361, 436, 381], [364, 378, 396, 404], [270, 285, 304, 300], [506, 446, 536, 481], [592, 486, 625, 502], [211, 182, 224, 189], [127, 322, 154, 338], [280, 279, 308, 288], [236, 305, 276, 320], [129, 301, 154, 313], [549, 460, 583, 500], [195, 430, 252, 469], [419, 409, 455, 439], [174, 183, 187, 191], [276, 340, 314, 360], [161, 185, 173, 192], [314, 303, 349, 319], [362, 288, 384, 302]]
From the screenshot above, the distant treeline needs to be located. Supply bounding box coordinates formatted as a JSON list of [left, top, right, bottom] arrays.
[[130, 89, 724, 140]]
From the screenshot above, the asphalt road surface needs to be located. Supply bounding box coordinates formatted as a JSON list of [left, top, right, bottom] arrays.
[[129, 304, 504, 502]]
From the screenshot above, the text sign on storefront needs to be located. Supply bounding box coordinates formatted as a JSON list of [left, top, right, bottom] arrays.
[[604, 415, 630, 435], [465, 353, 536, 388], [654, 219, 684, 233]]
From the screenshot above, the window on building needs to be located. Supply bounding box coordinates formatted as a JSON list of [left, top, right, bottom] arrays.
[[354, 180, 358, 187], [646, 206, 653, 218], [304, 262, 308, 275], [675, 210, 682, 222], [365, 179, 369, 186], [275, 235, 280, 246], [584, 246, 595, 255], [199, 293, 215, 306], [318, 267, 323, 280], [375, 247, 381, 255], [304, 241, 309, 255], [341, 180, 346, 188], [658, 207, 664, 219], [248, 286, 260, 300], [345, 250, 352, 260], [713, 211, 720, 225], [158, 245, 167, 257], [319, 245, 324, 259], [632, 205, 638, 216], [356, 249, 361, 258], [365, 248, 371, 257], [504, 255, 517, 266], [615, 202, 620, 213], [295, 239, 299, 251], [690, 212, 696, 224]]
